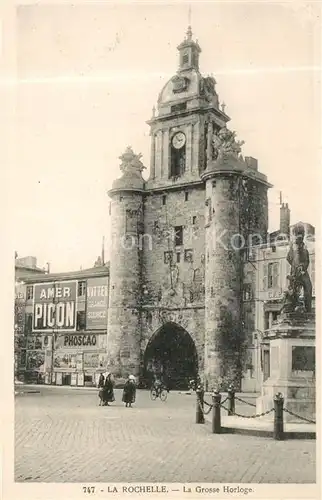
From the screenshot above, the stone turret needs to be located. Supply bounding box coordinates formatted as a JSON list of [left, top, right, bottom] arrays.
[[107, 147, 146, 379], [201, 127, 271, 390]]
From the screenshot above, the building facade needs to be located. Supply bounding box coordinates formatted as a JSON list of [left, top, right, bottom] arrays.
[[15, 266, 110, 385], [242, 220, 315, 392]]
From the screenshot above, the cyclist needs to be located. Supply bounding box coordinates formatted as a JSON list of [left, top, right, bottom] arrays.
[[152, 376, 163, 396]]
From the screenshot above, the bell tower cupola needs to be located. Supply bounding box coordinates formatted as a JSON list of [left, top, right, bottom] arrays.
[[177, 26, 201, 72]]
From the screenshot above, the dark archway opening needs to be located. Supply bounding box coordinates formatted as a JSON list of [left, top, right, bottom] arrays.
[[143, 322, 198, 390]]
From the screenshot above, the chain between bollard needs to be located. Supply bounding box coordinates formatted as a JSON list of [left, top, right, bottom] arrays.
[[198, 397, 213, 415], [234, 396, 257, 407], [283, 407, 316, 424], [220, 405, 275, 419]]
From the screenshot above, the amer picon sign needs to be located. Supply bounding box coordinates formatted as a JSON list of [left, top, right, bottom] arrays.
[[33, 281, 77, 332]]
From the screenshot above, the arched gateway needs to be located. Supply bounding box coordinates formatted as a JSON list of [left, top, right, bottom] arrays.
[[143, 322, 198, 390]]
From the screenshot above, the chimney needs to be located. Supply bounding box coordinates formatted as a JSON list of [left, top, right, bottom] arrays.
[[101, 236, 105, 266], [280, 203, 290, 238]]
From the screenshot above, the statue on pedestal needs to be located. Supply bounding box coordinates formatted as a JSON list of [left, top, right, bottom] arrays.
[[281, 224, 313, 314]]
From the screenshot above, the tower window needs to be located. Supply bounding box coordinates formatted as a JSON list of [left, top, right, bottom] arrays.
[[192, 216, 197, 225], [170, 143, 186, 177], [182, 54, 189, 64], [185, 192, 189, 201], [174, 226, 183, 246], [176, 252, 181, 263], [162, 195, 166, 205], [171, 102, 187, 113], [164, 251, 173, 264]]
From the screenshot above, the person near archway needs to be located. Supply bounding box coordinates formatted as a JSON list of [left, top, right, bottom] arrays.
[[102, 373, 115, 406], [122, 375, 136, 408]]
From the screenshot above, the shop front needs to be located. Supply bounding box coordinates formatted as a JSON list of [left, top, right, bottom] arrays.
[[20, 274, 109, 385], [52, 332, 108, 386]]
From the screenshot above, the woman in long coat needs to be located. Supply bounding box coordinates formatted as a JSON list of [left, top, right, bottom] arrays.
[[122, 375, 136, 408], [102, 373, 115, 406]]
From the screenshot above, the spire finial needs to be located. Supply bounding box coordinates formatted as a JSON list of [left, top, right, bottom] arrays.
[[187, 5, 192, 40]]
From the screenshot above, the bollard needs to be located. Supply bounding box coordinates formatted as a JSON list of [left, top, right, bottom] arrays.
[[227, 384, 235, 416], [273, 392, 284, 441], [212, 390, 222, 434], [196, 386, 205, 424]]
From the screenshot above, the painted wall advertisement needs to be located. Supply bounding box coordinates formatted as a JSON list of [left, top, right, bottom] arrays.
[[86, 277, 108, 330], [15, 284, 26, 334], [54, 333, 99, 349], [33, 281, 77, 332]]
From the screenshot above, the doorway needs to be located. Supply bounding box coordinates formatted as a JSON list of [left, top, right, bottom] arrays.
[[143, 322, 198, 390]]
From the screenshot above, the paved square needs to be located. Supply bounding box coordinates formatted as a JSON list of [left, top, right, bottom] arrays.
[[15, 387, 316, 483]]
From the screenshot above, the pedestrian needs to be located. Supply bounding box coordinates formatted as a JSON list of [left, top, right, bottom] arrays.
[[102, 372, 115, 406], [98, 373, 105, 388], [98, 372, 105, 406], [122, 375, 136, 408]]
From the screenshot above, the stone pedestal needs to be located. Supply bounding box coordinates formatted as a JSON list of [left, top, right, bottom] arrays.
[[257, 313, 315, 423]]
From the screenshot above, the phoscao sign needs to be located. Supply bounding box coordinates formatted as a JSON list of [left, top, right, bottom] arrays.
[[33, 281, 77, 332], [54, 333, 98, 349], [86, 277, 108, 330]]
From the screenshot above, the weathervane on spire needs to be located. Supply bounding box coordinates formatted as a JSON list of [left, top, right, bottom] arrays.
[[187, 5, 192, 39]]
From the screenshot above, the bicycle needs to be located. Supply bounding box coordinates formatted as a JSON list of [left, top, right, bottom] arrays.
[[150, 385, 167, 402]]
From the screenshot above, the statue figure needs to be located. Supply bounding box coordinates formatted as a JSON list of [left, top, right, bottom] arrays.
[[212, 127, 245, 161], [119, 146, 146, 174], [281, 224, 312, 314]]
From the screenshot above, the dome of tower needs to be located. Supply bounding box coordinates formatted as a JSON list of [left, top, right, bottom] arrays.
[[158, 69, 203, 106], [110, 146, 146, 193], [156, 27, 219, 114]]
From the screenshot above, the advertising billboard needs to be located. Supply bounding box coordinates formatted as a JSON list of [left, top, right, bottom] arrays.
[[15, 284, 26, 334], [86, 277, 108, 330], [33, 281, 77, 332]]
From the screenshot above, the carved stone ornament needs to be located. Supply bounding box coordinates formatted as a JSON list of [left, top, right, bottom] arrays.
[[172, 75, 189, 93], [119, 146, 146, 174], [212, 127, 245, 161], [201, 76, 217, 102]]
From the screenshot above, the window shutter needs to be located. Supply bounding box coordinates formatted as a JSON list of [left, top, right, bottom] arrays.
[[262, 263, 268, 291], [272, 262, 279, 288]]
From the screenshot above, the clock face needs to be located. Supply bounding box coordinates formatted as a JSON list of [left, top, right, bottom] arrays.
[[172, 132, 186, 150]]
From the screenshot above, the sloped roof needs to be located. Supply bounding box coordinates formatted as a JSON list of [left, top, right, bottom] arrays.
[[23, 263, 110, 284]]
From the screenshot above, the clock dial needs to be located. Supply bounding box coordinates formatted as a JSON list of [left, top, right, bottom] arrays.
[[172, 132, 186, 149]]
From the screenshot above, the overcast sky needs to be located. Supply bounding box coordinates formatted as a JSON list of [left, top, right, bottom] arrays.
[[12, 1, 320, 272]]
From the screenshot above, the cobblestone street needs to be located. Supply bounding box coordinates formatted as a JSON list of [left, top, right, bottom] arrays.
[[15, 387, 316, 483]]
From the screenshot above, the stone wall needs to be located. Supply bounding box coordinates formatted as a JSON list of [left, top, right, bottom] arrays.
[[139, 185, 206, 374], [141, 186, 206, 308]]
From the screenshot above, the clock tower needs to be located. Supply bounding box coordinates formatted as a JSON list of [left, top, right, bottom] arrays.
[[108, 26, 271, 391], [146, 26, 230, 190]]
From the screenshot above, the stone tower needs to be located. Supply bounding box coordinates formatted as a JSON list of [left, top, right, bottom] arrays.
[[108, 27, 271, 390], [201, 132, 271, 389], [107, 147, 145, 378]]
